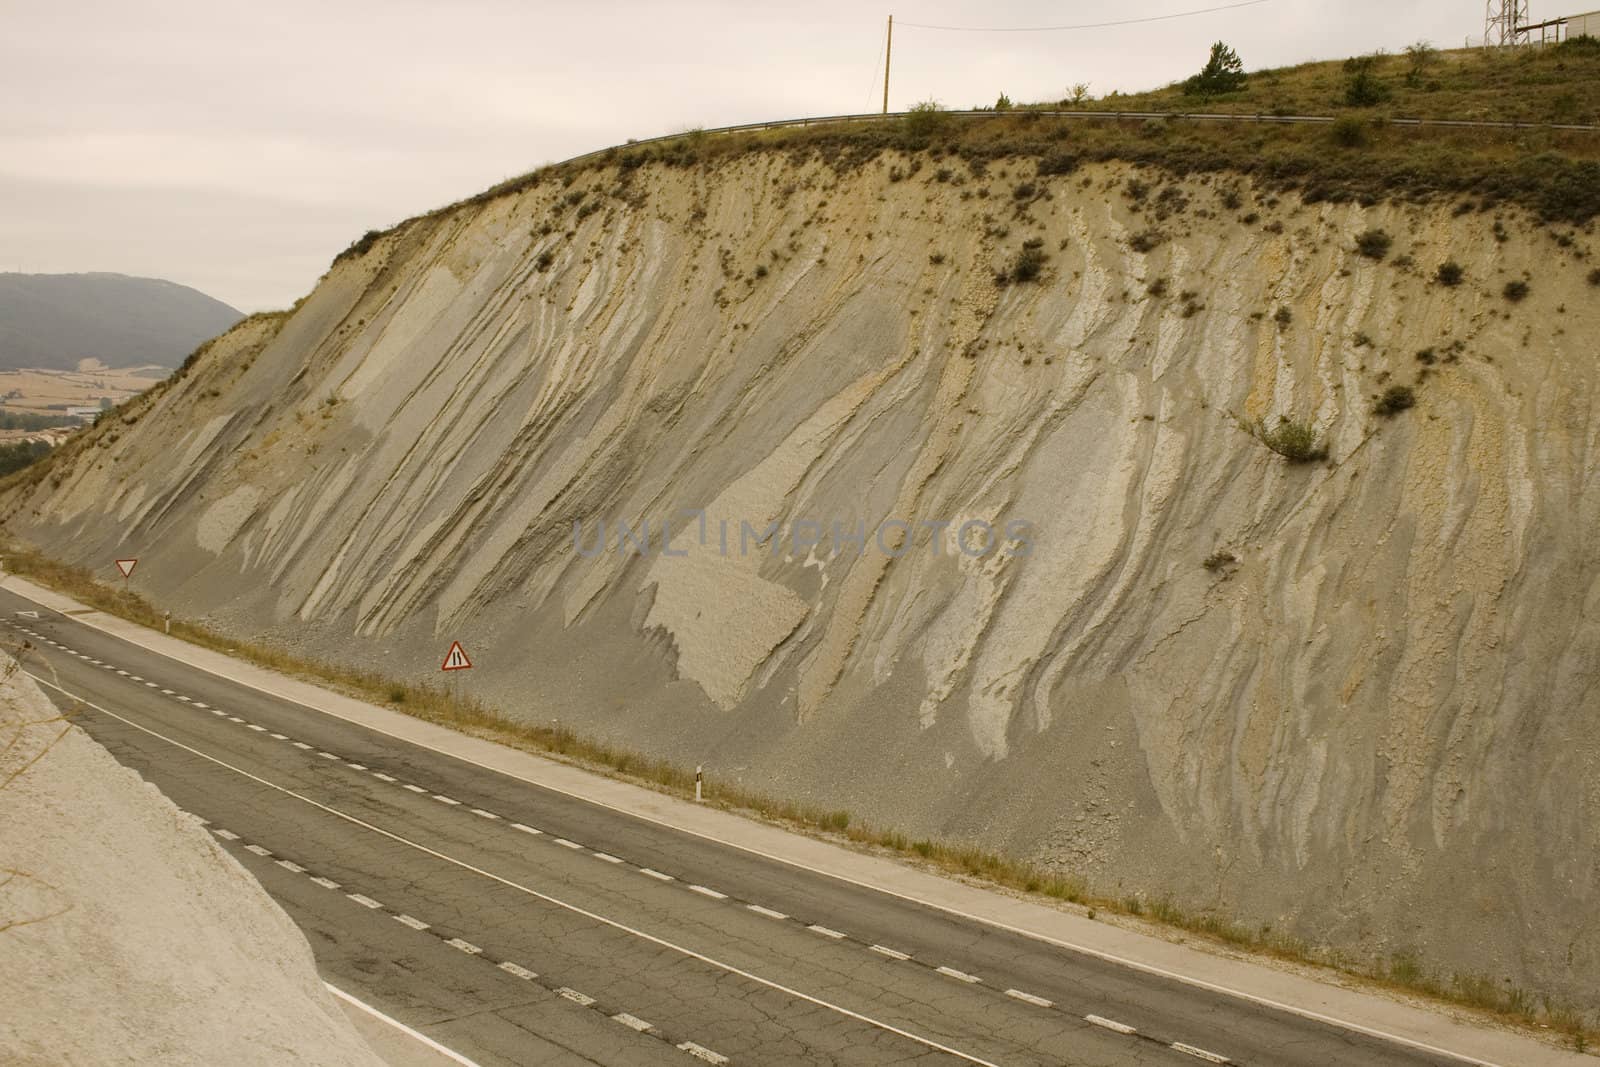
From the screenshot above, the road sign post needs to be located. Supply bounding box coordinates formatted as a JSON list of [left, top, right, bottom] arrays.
[[114, 558, 137, 594], [441, 641, 472, 703]]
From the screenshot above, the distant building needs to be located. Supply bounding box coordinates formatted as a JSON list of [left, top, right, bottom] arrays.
[[1569, 9, 1600, 37], [64, 406, 101, 421]]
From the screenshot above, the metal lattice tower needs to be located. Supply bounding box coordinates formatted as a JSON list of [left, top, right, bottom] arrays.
[[1484, 0, 1531, 46]]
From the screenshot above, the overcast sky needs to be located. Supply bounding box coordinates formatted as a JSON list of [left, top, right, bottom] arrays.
[[2, 0, 1478, 311]]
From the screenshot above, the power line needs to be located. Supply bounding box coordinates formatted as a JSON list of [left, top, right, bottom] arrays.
[[897, 0, 1270, 33]]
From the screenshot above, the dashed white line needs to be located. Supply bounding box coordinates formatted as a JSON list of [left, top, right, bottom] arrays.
[[937, 966, 981, 984], [677, 1041, 729, 1065], [592, 851, 623, 863], [160, 688, 174, 695], [276, 860, 307, 873], [611, 1013, 653, 1033], [144, 681, 158, 688], [870, 944, 911, 961], [229, 717, 246, 724], [1086, 1014, 1137, 1035], [1005, 989, 1053, 1008], [373, 772, 397, 782], [318, 751, 341, 761], [347, 763, 367, 771], [402, 783, 427, 793], [639, 868, 673, 881], [116, 670, 128, 676], [746, 904, 787, 919], [244, 844, 272, 857], [432, 794, 462, 805], [247, 724, 266, 732], [211, 709, 227, 717], [310, 877, 341, 890], [175, 695, 191, 702], [346, 893, 383, 909], [193, 702, 208, 709], [807, 924, 847, 939], [688, 885, 727, 900], [510, 822, 542, 835], [498, 961, 537, 980], [293, 741, 313, 750], [394, 914, 430, 931], [1171, 1042, 1230, 1063], [213, 828, 239, 841], [446, 938, 482, 955], [269, 732, 288, 739], [553, 838, 582, 850], [557, 987, 596, 1006], [470, 809, 501, 820]]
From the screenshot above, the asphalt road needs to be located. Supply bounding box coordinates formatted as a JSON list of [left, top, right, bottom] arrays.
[[0, 585, 1467, 1067]]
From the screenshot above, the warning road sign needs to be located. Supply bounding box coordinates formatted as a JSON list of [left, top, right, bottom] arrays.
[[441, 641, 472, 672], [114, 559, 138, 578]]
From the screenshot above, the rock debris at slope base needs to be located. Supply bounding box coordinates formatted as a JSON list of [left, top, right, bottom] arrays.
[[6, 151, 1598, 1011], [0, 653, 385, 1066]]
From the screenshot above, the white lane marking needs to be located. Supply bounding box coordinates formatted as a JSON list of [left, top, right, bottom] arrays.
[[116, 670, 128, 676], [395, 913, 430, 930], [311, 877, 341, 889], [319, 751, 341, 761], [1005, 988, 1053, 1008], [553, 838, 582, 849], [677, 1041, 729, 1065], [1172, 1043, 1231, 1063], [747, 904, 787, 919], [592, 851, 623, 863], [293, 741, 313, 750], [470, 808, 500, 820], [277, 860, 307, 873], [270, 732, 288, 740], [29, 677, 1003, 1067], [373, 772, 397, 782], [176, 695, 191, 702], [557, 987, 596, 1006], [510, 822, 542, 835], [807, 924, 846, 939], [193, 702, 208, 709], [347, 763, 367, 771], [144, 681, 158, 687], [688, 885, 727, 900], [247, 724, 267, 732], [211, 710, 227, 717], [446, 938, 482, 955], [229, 717, 247, 724], [347, 893, 383, 909], [402, 783, 426, 793], [160, 688, 174, 695], [213, 828, 239, 840], [1086, 1014, 1137, 1035], [612, 1013, 653, 1032], [498, 961, 537, 980], [326, 984, 483, 1067], [937, 966, 981, 984], [639, 868, 673, 881], [871, 944, 911, 961], [244, 844, 272, 857], [432, 794, 461, 805]]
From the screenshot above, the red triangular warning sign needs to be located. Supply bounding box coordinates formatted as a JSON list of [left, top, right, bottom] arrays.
[[441, 641, 472, 671], [114, 558, 138, 578]]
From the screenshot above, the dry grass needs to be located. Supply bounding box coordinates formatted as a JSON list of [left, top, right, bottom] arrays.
[[0, 535, 1592, 1048]]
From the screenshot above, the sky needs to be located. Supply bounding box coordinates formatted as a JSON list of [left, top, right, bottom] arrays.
[[2, 0, 1485, 312]]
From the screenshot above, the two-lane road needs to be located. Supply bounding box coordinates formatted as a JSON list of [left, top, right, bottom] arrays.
[[0, 584, 1480, 1066]]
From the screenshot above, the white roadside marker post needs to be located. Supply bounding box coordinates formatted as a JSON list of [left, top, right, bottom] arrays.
[[695, 765, 703, 803], [163, 610, 170, 634]]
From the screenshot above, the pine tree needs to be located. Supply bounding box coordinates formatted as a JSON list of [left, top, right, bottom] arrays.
[[1183, 42, 1247, 98]]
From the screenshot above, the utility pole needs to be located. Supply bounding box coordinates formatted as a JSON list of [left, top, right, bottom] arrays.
[[883, 15, 893, 114]]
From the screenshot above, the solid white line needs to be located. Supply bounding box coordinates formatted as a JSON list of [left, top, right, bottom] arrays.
[[937, 966, 981, 984], [677, 1041, 729, 1065], [394, 914, 430, 931], [639, 868, 673, 881], [1086, 1014, 1137, 1035], [325, 983, 483, 1067], [498, 961, 537, 980], [870, 944, 911, 961], [807, 924, 846, 939], [446, 938, 481, 955], [347, 893, 382, 909], [1172, 1042, 1231, 1063], [746, 904, 786, 919], [557, 987, 596, 1006], [1005, 988, 1052, 1008], [612, 1012, 653, 1032], [510, 822, 542, 835], [26, 592, 1502, 1066], [688, 885, 727, 900], [34, 677, 1000, 1067]]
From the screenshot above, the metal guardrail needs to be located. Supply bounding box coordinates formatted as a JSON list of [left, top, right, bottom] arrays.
[[561, 106, 1599, 168]]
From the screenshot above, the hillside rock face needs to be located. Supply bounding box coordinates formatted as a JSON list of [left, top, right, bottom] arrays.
[[5, 152, 1597, 1007]]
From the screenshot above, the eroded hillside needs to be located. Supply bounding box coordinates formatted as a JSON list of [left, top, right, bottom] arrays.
[[6, 148, 1598, 1008]]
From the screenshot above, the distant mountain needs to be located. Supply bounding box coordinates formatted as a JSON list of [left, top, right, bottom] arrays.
[[0, 272, 242, 371]]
